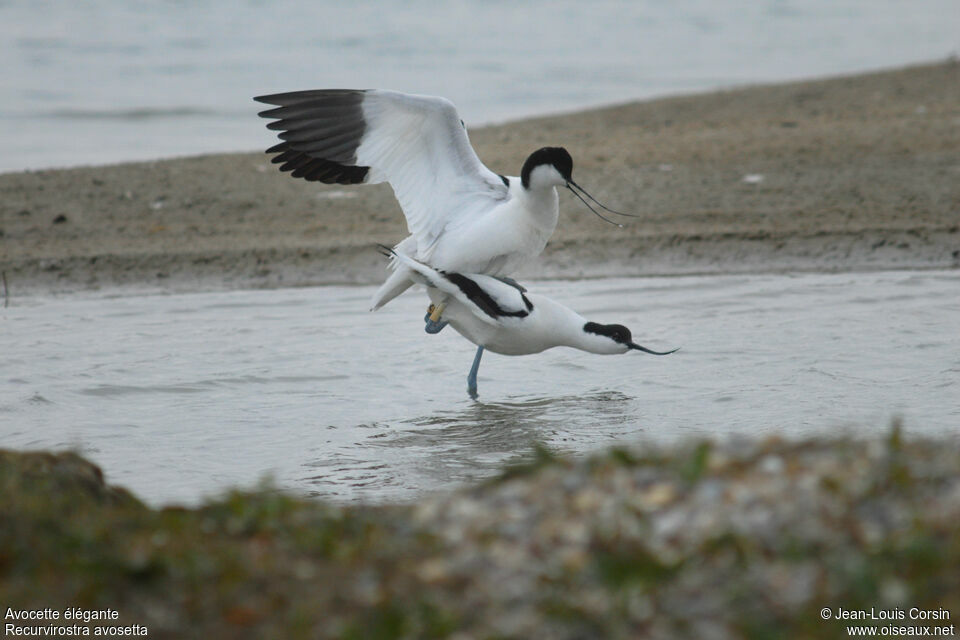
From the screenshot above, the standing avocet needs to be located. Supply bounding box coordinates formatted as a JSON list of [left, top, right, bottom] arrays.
[[381, 247, 677, 398], [254, 89, 634, 316]]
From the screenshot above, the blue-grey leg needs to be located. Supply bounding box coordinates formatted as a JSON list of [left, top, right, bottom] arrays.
[[424, 303, 449, 334], [467, 345, 485, 399], [423, 313, 448, 334]]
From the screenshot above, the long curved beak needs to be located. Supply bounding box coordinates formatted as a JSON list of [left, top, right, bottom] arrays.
[[565, 179, 641, 228], [628, 342, 679, 356]]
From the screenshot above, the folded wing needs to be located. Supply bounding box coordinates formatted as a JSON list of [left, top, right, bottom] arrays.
[[385, 249, 533, 326]]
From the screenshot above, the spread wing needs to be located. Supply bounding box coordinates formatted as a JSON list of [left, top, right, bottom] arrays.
[[255, 89, 509, 253]]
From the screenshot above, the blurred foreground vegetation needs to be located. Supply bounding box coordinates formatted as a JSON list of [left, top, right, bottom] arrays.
[[2, 427, 958, 639]]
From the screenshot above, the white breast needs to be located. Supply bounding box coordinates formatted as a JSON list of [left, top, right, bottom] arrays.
[[426, 180, 560, 275]]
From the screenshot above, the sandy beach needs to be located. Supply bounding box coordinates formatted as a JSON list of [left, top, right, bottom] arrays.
[[1, 60, 957, 295]]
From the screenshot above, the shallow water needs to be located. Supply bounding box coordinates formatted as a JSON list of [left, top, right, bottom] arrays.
[[1, 0, 957, 171], [1, 271, 958, 506]]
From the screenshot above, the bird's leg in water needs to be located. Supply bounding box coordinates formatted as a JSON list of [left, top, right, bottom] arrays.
[[424, 302, 448, 334], [467, 345, 484, 399]]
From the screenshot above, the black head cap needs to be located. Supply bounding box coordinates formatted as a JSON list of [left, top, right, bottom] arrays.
[[583, 322, 632, 345], [521, 146, 572, 188], [584, 321, 680, 356]]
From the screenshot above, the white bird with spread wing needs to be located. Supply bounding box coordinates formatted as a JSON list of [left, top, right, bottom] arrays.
[[255, 89, 634, 320]]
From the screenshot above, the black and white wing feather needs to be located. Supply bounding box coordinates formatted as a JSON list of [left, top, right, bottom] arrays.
[[256, 89, 508, 253], [384, 249, 532, 326]]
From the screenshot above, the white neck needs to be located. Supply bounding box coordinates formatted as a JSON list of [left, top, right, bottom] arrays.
[[513, 178, 559, 228], [538, 299, 622, 355]]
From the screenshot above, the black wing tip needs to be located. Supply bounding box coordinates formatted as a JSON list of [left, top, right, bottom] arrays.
[[262, 143, 370, 184], [254, 91, 312, 106], [257, 106, 281, 120], [265, 141, 289, 154], [254, 89, 368, 106], [256, 91, 369, 186]]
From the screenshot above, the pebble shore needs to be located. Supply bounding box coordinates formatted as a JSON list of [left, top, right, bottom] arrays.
[[2, 428, 958, 639]]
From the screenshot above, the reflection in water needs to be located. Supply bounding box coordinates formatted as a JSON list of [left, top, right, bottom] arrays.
[[391, 391, 633, 449], [397, 393, 630, 466], [301, 392, 635, 502]]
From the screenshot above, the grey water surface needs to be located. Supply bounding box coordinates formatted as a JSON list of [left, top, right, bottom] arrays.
[[1, 270, 958, 506]]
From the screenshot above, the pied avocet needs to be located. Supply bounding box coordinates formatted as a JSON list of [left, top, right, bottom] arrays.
[[380, 247, 677, 398], [254, 89, 634, 314]]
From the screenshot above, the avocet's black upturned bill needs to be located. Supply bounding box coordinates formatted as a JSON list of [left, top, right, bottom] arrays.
[[254, 89, 635, 312], [381, 247, 677, 398]]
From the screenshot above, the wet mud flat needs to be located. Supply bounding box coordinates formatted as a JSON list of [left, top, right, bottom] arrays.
[[1, 60, 958, 295]]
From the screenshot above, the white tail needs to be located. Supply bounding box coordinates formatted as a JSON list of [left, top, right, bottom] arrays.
[[384, 248, 504, 327], [369, 267, 415, 311]]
